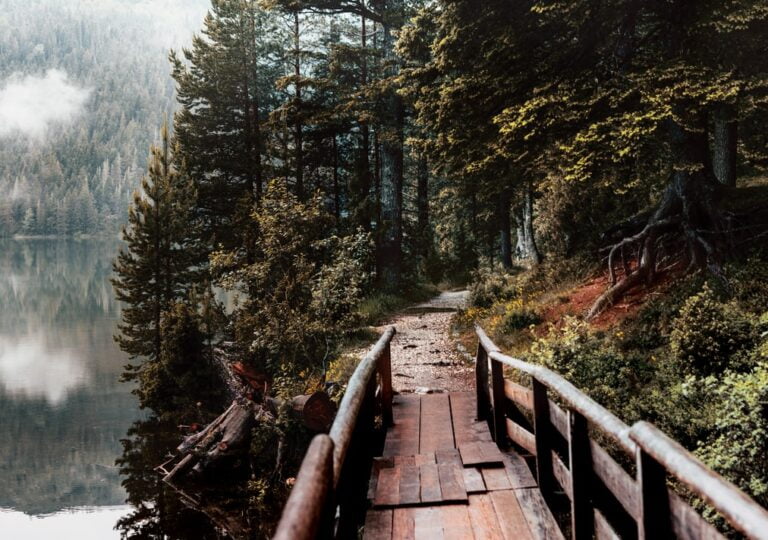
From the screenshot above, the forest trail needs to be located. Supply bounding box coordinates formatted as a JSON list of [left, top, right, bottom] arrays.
[[376, 291, 473, 393]]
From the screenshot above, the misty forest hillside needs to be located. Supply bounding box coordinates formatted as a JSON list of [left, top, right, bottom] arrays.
[[0, 0, 208, 236]]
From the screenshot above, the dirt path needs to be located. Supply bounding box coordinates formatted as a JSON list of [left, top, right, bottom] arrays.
[[375, 291, 473, 393]]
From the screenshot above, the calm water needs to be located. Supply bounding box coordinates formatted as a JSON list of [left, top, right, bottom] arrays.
[[0, 238, 140, 539]]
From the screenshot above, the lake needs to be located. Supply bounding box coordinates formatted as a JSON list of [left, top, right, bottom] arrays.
[[0, 239, 140, 539]]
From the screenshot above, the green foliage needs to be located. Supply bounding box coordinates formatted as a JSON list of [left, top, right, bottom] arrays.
[[212, 181, 371, 386], [670, 284, 758, 376], [112, 123, 203, 371], [528, 318, 654, 421], [499, 302, 542, 333], [469, 269, 519, 308], [697, 361, 768, 511], [134, 303, 224, 420]]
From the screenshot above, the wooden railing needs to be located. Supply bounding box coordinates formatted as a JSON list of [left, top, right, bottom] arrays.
[[274, 326, 395, 540], [475, 324, 768, 540]]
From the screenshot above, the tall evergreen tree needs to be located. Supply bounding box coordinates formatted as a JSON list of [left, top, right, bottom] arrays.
[[112, 123, 201, 399]]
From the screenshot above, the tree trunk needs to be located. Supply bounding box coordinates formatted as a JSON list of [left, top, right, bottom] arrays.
[[417, 153, 429, 257], [332, 133, 341, 224], [515, 182, 541, 264], [499, 189, 513, 269], [378, 5, 404, 286], [713, 107, 737, 187], [588, 115, 724, 318], [293, 11, 304, 200]]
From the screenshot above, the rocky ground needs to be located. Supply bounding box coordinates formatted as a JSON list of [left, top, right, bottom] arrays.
[[375, 290, 474, 394]]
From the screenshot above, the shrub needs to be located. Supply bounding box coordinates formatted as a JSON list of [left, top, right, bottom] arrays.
[[528, 318, 653, 421], [469, 268, 519, 308], [500, 300, 542, 332], [697, 362, 768, 511], [727, 258, 768, 314], [669, 284, 758, 376]]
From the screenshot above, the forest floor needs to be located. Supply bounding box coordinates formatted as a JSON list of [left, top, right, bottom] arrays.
[[374, 290, 474, 393]]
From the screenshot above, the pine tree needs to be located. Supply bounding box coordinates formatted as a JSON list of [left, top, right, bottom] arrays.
[[112, 122, 202, 398]]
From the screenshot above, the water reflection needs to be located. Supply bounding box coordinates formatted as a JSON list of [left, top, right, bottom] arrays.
[[0, 239, 139, 523]]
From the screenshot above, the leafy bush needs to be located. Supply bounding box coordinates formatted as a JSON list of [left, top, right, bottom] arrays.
[[528, 318, 654, 421], [727, 258, 768, 314], [697, 362, 768, 511], [211, 181, 371, 386], [500, 300, 542, 332], [670, 284, 758, 376], [469, 269, 519, 308]]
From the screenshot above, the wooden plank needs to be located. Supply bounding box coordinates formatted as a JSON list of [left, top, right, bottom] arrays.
[[383, 394, 421, 457], [569, 410, 595, 540], [374, 467, 401, 507], [516, 487, 566, 540], [368, 457, 394, 501], [490, 490, 534, 540], [460, 441, 505, 467], [392, 507, 415, 540], [503, 451, 538, 489], [481, 465, 512, 491], [463, 467, 486, 493], [415, 453, 436, 466], [363, 509, 393, 540], [440, 505, 474, 540], [594, 508, 620, 540], [551, 450, 572, 498], [532, 379, 557, 497], [669, 490, 725, 540], [420, 463, 442, 503], [438, 463, 468, 502], [436, 448, 462, 465], [491, 358, 507, 444], [399, 465, 421, 505], [420, 393, 455, 453], [459, 441, 485, 466], [413, 507, 445, 539], [590, 440, 640, 520], [450, 392, 493, 445], [507, 418, 537, 455], [549, 400, 569, 440], [395, 455, 416, 466], [468, 494, 504, 539], [504, 379, 533, 410]]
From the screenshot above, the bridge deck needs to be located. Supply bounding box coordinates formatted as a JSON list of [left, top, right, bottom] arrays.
[[363, 392, 564, 539]]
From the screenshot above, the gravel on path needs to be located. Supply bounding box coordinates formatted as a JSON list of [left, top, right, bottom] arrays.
[[375, 291, 473, 394]]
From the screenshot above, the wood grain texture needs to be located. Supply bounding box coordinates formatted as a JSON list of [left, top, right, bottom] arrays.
[[468, 494, 503, 539], [460, 441, 505, 467], [516, 488, 565, 540], [420, 393, 455, 453], [383, 394, 421, 458], [392, 507, 416, 540], [362, 509, 393, 540], [440, 505, 474, 540], [463, 466, 486, 493], [374, 466, 401, 507], [419, 463, 442, 503], [490, 490, 534, 540], [503, 451, 538, 489], [438, 462, 468, 502], [398, 465, 421, 505]]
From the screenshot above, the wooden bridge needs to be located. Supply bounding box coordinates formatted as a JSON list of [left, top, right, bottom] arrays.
[[274, 325, 768, 539]]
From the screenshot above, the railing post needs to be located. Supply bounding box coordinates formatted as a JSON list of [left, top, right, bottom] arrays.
[[476, 342, 490, 421], [636, 447, 672, 540], [491, 357, 507, 447], [379, 340, 393, 427], [532, 377, 556, 497], [568, 410, 594, 540]]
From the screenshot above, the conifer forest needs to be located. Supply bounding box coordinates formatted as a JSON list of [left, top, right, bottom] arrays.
[[4, 1, 768, 539]]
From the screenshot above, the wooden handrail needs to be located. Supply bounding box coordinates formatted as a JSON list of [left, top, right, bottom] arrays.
[[276, 325, 396, 538], [273, 435, 334, 540], [475, 324, 768, 539], [328, 325, 396, 487], [631, 422, 768, 540], [477, 324, 635, 454]]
